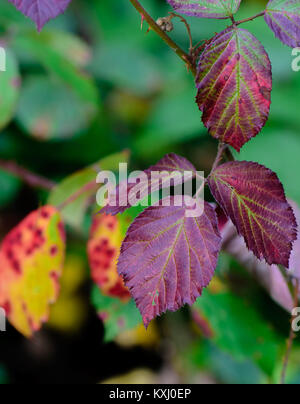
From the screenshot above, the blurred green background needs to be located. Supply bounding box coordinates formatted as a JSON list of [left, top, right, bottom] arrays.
[[0, 0, 299, 384]]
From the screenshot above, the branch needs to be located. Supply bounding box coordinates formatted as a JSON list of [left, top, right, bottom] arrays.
[[129, 0, 196, 76], [0, 158, 55, 191], [210, 143, 228, 174], [235, 11, 265, 26], [280, 278, 299, 384]]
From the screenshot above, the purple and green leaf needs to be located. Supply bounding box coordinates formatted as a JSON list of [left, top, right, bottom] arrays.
[[118, 197, 221, 327], [265, 0, 300, 48], [208, 161, 297, 267], [196, 27, 272, 151], [101, 153, 197, 216], [8, 0, 71, 31], [166, 0, 241, 19]]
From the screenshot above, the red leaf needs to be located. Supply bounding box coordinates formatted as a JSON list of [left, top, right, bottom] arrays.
[[208, 161, 297, 266], [196, 27, 272, 151], [8, 0, 71, 31], [118, 197, 221, 327]]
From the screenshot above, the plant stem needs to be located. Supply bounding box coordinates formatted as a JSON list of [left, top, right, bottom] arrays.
[[0, 158, 55, 191], [210, 143, 228, 174], [168, 13, 193, 52], [235, 11, 265, 26], [129, 0, 196, 75], [280, 278, 299, 384]]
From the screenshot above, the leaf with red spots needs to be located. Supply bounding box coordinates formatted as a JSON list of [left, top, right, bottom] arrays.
[[196, 27, 272, 151], [0, 206, 66, 337], [208, 161, 297, 266], [91, 285, 141, 342], [166, 0, 241, 19], [100, 153, 197, 216], [8, 0, 71, 31], [118, 197, 221, 328], [88, 214, 130, 301], [265, 0, 300, 48]]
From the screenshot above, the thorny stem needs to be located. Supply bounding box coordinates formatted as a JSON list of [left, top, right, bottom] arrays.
[[0, 158, 55, 191], [235, 11, 265, 26], [280, 278, 299, 385], [129, 0, 196, 75]]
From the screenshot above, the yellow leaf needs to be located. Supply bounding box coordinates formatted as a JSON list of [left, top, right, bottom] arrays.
[[0, 206, 66, 337]]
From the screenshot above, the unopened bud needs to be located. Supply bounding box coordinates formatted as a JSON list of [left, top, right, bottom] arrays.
[[156, 17, 174, 32]]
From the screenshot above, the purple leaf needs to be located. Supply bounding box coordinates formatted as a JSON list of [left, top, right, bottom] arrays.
[[221, 218, 294, 312], [101, 153, 197, 216], [265, 0, 300, 48], [118, 197, 221, 327], [8, 0, 71, 31], [166, 0, 242, 19], [288, 200, 300, 279], [196, 27, 272, 152], [208, 161, 297, 266]]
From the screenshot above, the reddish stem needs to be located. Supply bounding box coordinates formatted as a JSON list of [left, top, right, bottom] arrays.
[[0, 158, 55, 191]]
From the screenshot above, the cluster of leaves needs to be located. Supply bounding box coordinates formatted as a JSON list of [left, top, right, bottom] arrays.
[[0, 0, 300, 368], [97, 0, 300, 328]]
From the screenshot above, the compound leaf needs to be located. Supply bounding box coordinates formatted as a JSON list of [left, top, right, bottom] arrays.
[[118, 198, 221, 327], [208, 161, 297, 266], [196, 27, 272, 151]]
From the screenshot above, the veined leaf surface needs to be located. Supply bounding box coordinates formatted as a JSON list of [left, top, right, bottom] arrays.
[[118, 198, 221, 327], [265, 0, 300, 48], [208, 161, 297, 266], [167, 0, 241, 19], [8, 0, 71, 31], [196, 27, 272, 151]]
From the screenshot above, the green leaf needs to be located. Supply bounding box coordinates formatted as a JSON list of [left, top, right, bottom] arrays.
[[28, 30, 92, 68], [48, 151, 129, 229], [0, 49, 20, 130], [0, 169, 20, 207], [16, 75, 96, 140], [91, 285, 141, 342], [13, 30, 99, 106], [193, 290, 281, 376]]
